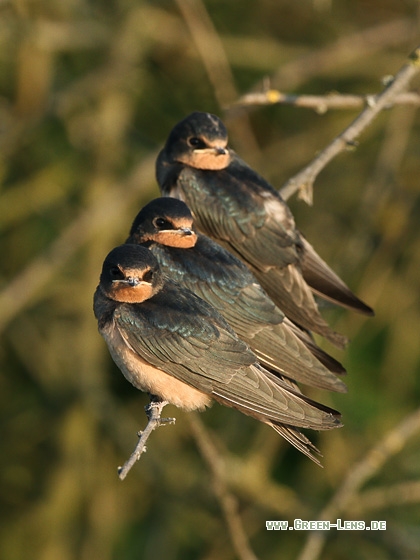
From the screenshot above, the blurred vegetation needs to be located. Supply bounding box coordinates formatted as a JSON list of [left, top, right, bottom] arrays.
[[1, 1, 420, 559]]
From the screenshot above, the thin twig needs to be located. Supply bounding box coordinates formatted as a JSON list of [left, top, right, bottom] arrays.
[[118, 396, 175, 481], [297, 406, 420, 560], [188, 413, 260, 560], [229, 91, 420, 112], [280, 45, 420, 204]]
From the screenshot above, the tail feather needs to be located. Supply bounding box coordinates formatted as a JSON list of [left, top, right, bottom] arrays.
[[283, 318, 347, 376], [253, 264, 349, 349], [300, 236, 374, 316], [269, 422, 323, 466], [249, 321, 347, 393]]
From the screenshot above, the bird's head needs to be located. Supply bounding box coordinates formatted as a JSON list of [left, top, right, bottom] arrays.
[[100, 244, 164, 303], [128, 198, 198, 249], [162, 111, 231, 170]]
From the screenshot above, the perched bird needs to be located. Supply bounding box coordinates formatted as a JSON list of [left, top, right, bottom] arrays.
[[156, 111, 374, 348], [126, 197, 347, 393], [94, 244, 342, 463]]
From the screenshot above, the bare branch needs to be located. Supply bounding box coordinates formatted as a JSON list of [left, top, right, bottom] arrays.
[[297, 406, 420, 560], [188, 413, 260, 560], [229, 90, 420, 112], [280, 45, 420, 205], [118, 396, 175, 481]]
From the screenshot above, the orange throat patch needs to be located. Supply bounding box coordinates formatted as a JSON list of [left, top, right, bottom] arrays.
[[178, 150, 230, 170], [110, 281, 154, 304], [154, 230, 197, 248]]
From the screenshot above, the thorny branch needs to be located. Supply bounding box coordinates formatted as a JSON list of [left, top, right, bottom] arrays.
[[118, 396, 175, 481], [279, 45, 420, 204]]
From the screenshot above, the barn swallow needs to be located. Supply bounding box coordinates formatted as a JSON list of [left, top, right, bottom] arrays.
[[94, 244, 342, 463], [156, 111, 374, 347], [126, 197, 347, 393]]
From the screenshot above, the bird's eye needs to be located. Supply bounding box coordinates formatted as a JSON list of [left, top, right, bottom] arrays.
[[109, 266, 124, 280], [188, 137, 205, 149], [143, 269, 154, 283], [153, 217, 171, 229]]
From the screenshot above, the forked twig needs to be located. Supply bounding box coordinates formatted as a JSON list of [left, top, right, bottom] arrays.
[[118, 396, 176, 480], [279, 45, 420, 204]]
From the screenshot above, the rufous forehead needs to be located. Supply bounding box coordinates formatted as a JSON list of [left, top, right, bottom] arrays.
[[200, 137, 228, 148], [154, 230, 197, 249], [170, 216, 194, 228], [122, 268, 143, 278], [121, 266, 150, 279]]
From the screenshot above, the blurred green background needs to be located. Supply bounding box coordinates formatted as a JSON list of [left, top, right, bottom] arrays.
[[1, 1, 420, 559]]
